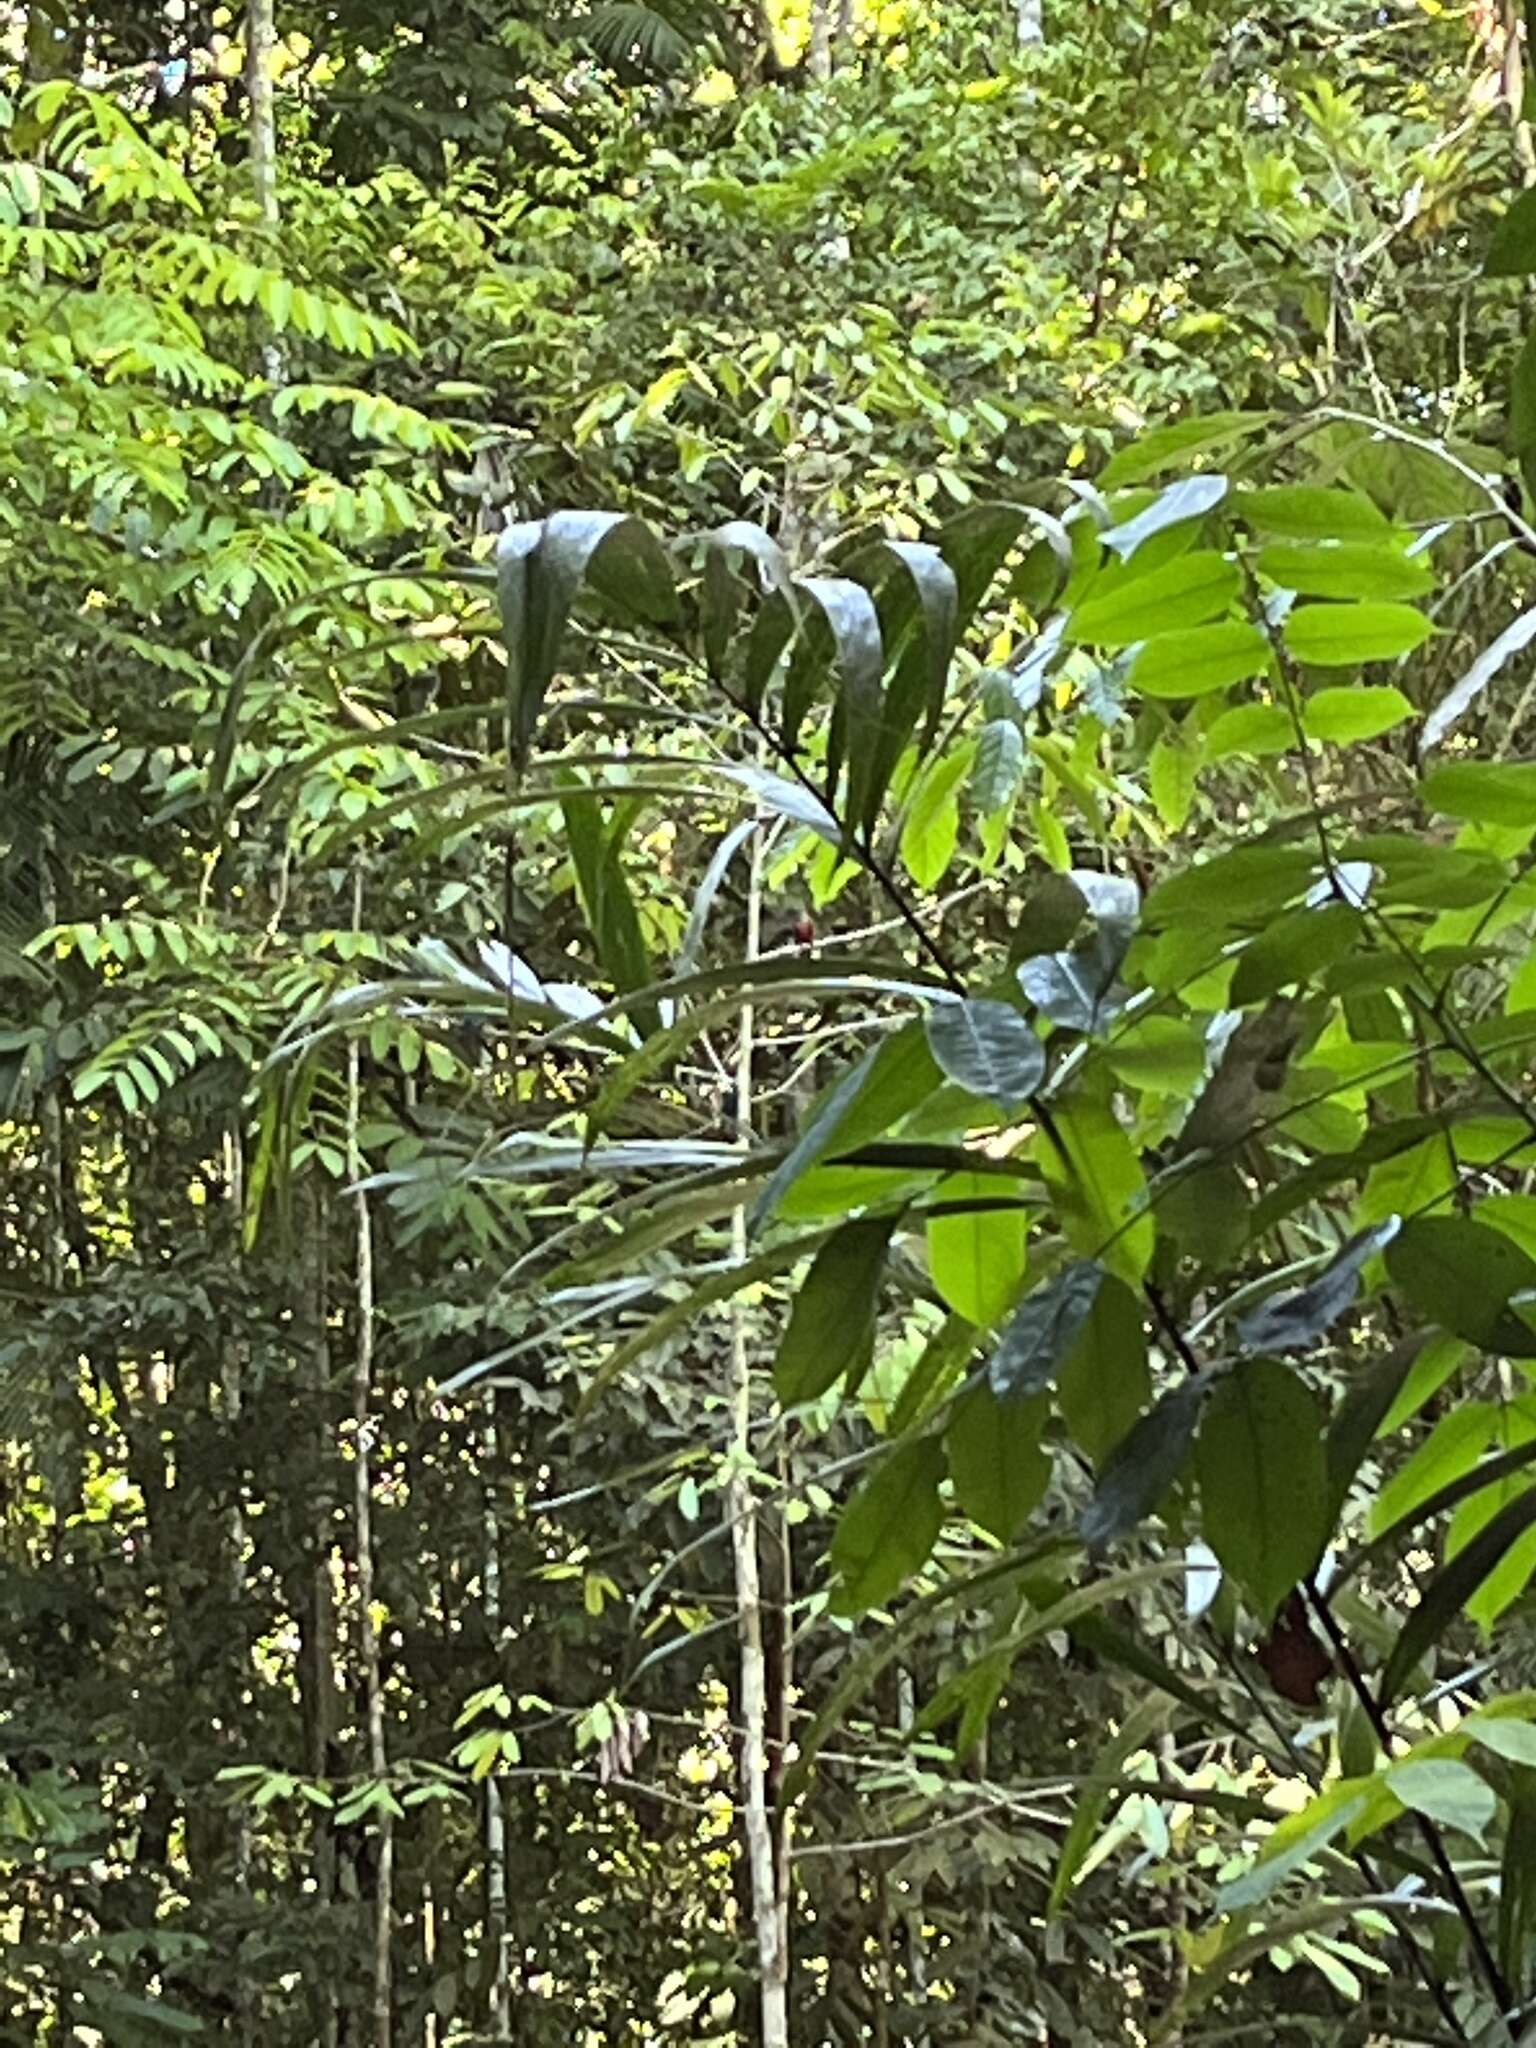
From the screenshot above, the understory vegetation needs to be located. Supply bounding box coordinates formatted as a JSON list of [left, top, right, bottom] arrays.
[[9, 3, 1536, 2044]]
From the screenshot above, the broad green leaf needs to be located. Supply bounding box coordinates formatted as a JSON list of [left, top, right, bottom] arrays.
[[1231, 903, 1361, 1006], [1500, 1786, 1536, 1991], [829, 1437, 946, 1616], [1100, 415, 1268, 487], [1380, 1487, 1536, 1702], [1148, 729, 1200, 828], [1204, 702, 1293, 759], [773, 1217, 895, 1406], [1302, 685, 1415, 744], [1421, 760, 1536, 828], [1445, 1399, 1536, 1631], [1325, 1337, 1424, 1516], [1102, 1015, 1207, 1095], [925, 997, 1045, 1110], [1217, 1783, 1372, 1913], [1128, 621, 1269, 699], [970, 719, 1026, 813], [1066, 552, 1239, 647], [1478, 1717, 1536, 1767], [1257, 541, 1432, 602], [1058, 1276, 1150, 1465], [945, 1383, 1051, 1542], [1101, 474, 1228, 559], [900, 746, 970, 888], [1486, 186, 1536, 275], [1385, 1216, 1536, 1357], [1367, 1402, 1498, 1538], [1144, 843, 1315, 928], [927, 1170, 1030, 1325], [989, 1261, 1105, 1401], [1377, 1332, 1469, 1436], [1480, 1193, 1536, 1265], [1196, 1360, 1330, 1621], [1039, 1093, 1153, 1287], [1081, 1378, 1207, 1549], [1237, 486, 1390, 540], [1283, 602, 1432, 667], [940, 500, 1073, 637], [1385, 1758, 1494, 1842], [752, 1023, 939, 1228]]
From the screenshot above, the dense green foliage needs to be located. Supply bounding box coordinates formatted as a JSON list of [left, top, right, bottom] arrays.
[[9, 3, 1536, 2045]]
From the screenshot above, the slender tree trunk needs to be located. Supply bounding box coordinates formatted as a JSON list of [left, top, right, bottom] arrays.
[[727, 824, 790, 2048], [482, 1388, 512, 2038], [347, 889, 393, 2048], [809, 0, 834, 79], [302, 1187, 340, 2048], [223, 1130, 254, 2048], [246, 0, 279, 228]]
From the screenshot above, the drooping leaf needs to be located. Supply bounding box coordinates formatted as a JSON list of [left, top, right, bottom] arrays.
[[1081, 1378, 1207, 1550], [1017, 948, 1122, 1035], [1195, 1360, 1330, 1621], [829, 1436, 947, 1616], [1234, 1218, 1400, 1355], [925, 997, 1045, 1110], [900, 746, 971, 888], [1039, 1092, 1153, 1288], [752, 1023, 938, 1228], [773, 1216, 896, 1406], [1101, 474, 1228, 559], [970, 719, 1027, 814], [1283, 602, 1432, 667], [945, 1383, 1051, 1543], [1367, 1402, 1499, 1540], [989, 1261, 1105, 1402], [1324, 1334, 1426, 1516], [560, 786, 660, 1036], [1386, 1758, 1495, 1842], [792, 574, 883, 811]]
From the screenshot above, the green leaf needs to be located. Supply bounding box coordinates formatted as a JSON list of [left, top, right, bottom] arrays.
[[1367, 1402, 1498, 1538], [1325, 1337, 1423, 1516], [1144, 843, 1315, 928], [900, 746, 970, 888], [1421, 760, 1536, 828], [1196, 1360, 1330, 1621], [989, 1261, 1105, 1401], [1385, 1216, 1536, 1357], [1380, 1486, 1536, 1703], [1302, 685, 1415, 743], [1486, 186, 1536, 275], [1127, 621, 1270, 699], [1058, 1276, 1150, 1466], [1081, 1378, 1207, 1550], [1039, 1093, 1153, 1288], [793, 574, 884, 816], [1205, 702, 1293, 760], [970, 719, 1026, 814], [773, 1217, 895, 1405], [559, 787, 660, 1036], [1283, 602, 1432, 667], [1217, 1785, 1372, 1912], [1231, 903, 1361, 1006], [925, 997, 1045, 1110], [945, 1383, 1051, 1542], [1100, 414, 1268, 488], [927, 1171, 1030, 1326], [1065, 552, 1240, 647], [1445, 1401, 1536, 1631], [1385, 1758, 1495, 1842], [1500, 1785, 1536, 1990], [752, 1038, 904, 1228], [1148, 729, 1201, 828], [1257, 541, 1432, 602], [1102, 1015, 1207, 1095], [1101, 474, 1228, 559], [829, 1437, 947, 1616], [1237, 486, 1391, 540]]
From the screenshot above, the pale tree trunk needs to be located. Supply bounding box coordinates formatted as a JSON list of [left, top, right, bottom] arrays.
[[301, 1188, 340, 2048], [1015, 0, 1044, 48], [348, 875, 393, 2048], [809, 0, 834, 79], [482, 1388, 512, 2038], [727, 822, 790, 2048], [245, 0, 286, 386], [223, 1129, 254, 2048]]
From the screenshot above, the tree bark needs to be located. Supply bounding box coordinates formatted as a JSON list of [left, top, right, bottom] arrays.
[[727, 821, 790, 2048], [1015, 0, 1045, 48], [809, 0, 834, 79], [245, 0, 279, 228], [482, 1388, 512, 2039]]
